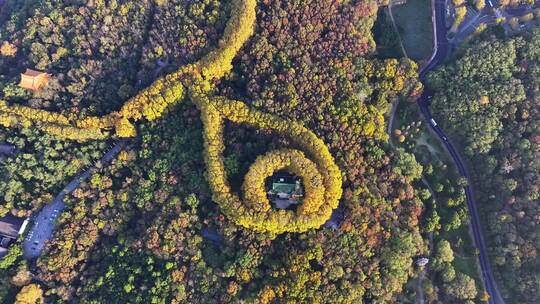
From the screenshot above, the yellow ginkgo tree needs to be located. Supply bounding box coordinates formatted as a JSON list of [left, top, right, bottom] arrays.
[[0, 0, 344, 234]]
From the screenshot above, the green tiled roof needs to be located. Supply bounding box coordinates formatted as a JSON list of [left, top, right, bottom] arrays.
[[272, 182, 297, 194]]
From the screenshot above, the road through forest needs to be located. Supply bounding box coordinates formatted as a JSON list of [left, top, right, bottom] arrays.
[[416, 0, 506, 303], [22, 141, 126, 259]]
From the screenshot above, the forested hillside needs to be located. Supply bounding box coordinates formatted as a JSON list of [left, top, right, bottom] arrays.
[[428, 29, 540, 303], [0, 0, 427, 302]]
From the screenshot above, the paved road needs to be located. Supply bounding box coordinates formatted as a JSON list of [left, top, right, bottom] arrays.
[[23, 141, 127, 259], [417, 269, 426, 304], [0, 144, 16, 156], [417, 0, 505, 303], [451, 1, 540, 44]]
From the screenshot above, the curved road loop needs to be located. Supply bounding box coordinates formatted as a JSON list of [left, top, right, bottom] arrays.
[[417, 0, 505, 303]]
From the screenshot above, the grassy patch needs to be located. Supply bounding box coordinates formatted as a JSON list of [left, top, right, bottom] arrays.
[[454, 256, 479, 279], [391, 0, 434, 61], [442, 225, 481, 281], [373, 8, 404, 58]]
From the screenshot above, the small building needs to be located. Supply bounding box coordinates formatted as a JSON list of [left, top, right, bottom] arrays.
[[416, 257, 429, 267], [387, 0, 407, 6], [267, 174, 303, 209], [18, 69, 50, 91], [0, 215, 29, 257], [479, 95, 490, 105]]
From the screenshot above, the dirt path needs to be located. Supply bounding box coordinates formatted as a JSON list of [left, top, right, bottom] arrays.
[[387, 5, 409, 58], [417, 269, 426, 304], [387, 100, 399, 143]]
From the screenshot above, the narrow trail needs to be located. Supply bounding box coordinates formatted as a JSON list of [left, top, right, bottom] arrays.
[[134, 1, 158, 88], [416, 269, 426, 304], [386, 99, 399, 142], [386, 4, 409, 58]]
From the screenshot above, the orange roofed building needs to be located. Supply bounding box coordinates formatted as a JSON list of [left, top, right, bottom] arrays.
[[18, 69, 50, 91]]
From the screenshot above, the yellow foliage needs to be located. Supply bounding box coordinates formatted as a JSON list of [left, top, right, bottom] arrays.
[[0, 0, 344, 235], [456, 6, 467, 19], [258, 286, 276, 304], [0, 41, 17, 57], [475, 23, 488, 35], [15, 284, 43, 304], [115, 118, 137, 137], [242, 149, 324, 215], [479, 95, 490, 105], [450, 6, 467, 33], [0, 112, 16, 127], [196, 0, 257, 80], [475, 0, 485, 10], [77, 114, 118, 129], [383, 59, 398, 78], [190, 90, 343, 234], [37, 123, 108, 141], [0, 0, 249, 140], [1, 103, 70, 125]]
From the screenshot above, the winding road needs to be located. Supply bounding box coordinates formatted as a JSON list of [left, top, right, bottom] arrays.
[[416, 0, 506, 303], [22, 140, 127, 259]]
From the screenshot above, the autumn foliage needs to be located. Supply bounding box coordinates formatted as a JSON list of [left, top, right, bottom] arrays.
[[0, 1, 429, 303], [15, 284, 43, 304], [0, 0, 255, 141], [0, 0, 342, 234], [242, 149, 324, 215], [189, 84, 342, 233]]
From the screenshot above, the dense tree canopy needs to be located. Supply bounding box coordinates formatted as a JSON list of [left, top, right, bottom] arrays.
[[0, 0, 426, 302], [428, 29, 540, 303]]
